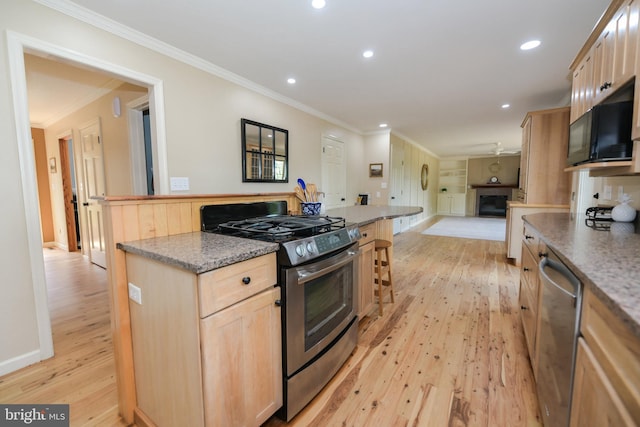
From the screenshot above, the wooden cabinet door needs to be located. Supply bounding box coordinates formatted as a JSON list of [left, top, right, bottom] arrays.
[[593, 25, 616, 104], [200, 287, 282, 427], [358, 240, 375, 318], [570, 339, 636, 427], [613, 0, 639, 87], [571, 50, 594, 123], [450, 194, 466, 215], [519, 115, 532, 200]]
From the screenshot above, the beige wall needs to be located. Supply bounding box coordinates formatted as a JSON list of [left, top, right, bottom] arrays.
[[467, 155, 520, 186], [43, 83, 147, 250], [0, 0, 365, 372], [362, 132, 392, 205]]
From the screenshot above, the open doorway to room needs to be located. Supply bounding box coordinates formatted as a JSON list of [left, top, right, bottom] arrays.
[[8, 31, 168, 423]]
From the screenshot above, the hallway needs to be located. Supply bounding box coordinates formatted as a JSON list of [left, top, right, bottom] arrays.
[[0, 249, 124, 426]]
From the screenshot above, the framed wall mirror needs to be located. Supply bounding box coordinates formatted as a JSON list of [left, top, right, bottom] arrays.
[[241, 118, 288, 182], [421, 164, 429, 190]]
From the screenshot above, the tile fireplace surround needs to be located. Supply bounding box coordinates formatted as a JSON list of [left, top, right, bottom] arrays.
[[472, 185, 517, 217]]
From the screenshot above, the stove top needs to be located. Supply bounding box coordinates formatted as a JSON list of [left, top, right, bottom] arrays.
[[200, 201, 360, 266], [216, 215, 346, 242]]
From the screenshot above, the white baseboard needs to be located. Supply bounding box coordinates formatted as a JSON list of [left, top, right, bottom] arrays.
[[0, 349, 42, 377]]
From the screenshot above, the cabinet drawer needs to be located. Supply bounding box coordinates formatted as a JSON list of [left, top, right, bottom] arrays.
[[520, 244, 539, 296], [580, 287, 640, 421], [198, 253, 277, 318], [520, 280, 538, 375], [359, 222, 376, 246], [522, 223, 539, 256]]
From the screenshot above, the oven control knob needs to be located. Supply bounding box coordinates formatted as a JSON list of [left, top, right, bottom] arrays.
[[295, 244, 306, 257], [306, 242, 315, 253]]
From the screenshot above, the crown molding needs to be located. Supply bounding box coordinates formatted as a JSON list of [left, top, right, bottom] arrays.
[[34, 0, 361, 135]]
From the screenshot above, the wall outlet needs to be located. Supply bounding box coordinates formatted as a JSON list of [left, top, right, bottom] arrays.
[[603, 185, 612, 200], [381, 182, 387, 189], [128, 282, 142, 305], [617, 186, 624, 201], [170, 176, 189, 191]]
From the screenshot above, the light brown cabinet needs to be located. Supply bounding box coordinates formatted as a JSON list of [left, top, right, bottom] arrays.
[[570, 287, 640, 426], [518, 107, 571, 205], [569, 0, 640, 174], [357, 219, 394, 319], [518, 224, 542, 377], [126, 252, 282, 427], [570, 48, 594, 123], [357, 222, 376, 319]]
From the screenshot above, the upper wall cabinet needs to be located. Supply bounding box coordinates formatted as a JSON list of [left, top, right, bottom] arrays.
[[571, 0, 639, 121], [569, 0, 640, 175]]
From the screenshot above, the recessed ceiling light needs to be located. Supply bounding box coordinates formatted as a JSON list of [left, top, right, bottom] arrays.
[[363, 50, 374, 58], [379, 123, 388, 128], [312, 0, 326, 9], [287, 78, 296, 84], [501, 104, 510, 109], [520, 40, 541, 50]]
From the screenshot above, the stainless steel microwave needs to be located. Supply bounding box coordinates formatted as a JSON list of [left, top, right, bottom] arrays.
[[567, 100, 633, 166]]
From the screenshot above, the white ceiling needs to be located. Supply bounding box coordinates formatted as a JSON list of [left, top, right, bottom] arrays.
[[32, 0, 611, 157]]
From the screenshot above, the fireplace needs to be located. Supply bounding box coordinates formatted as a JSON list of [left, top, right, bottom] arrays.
[[478, 195, 508, 217], [472, 185, 516, 217]]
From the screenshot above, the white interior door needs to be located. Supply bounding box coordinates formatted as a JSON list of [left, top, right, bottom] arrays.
[[390, 141, 405, 233], [79, 120, 107, 268], [321, 137, 346, 208]]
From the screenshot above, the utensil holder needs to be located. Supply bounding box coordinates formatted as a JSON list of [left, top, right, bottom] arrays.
[[301, 202, 322, 216]]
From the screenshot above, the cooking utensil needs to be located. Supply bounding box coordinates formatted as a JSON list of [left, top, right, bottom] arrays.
[[294, 186, 306, 202], [307, 183, 318, 202], [297, 178, 310, 201]]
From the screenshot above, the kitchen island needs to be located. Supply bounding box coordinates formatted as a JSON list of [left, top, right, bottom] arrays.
[[522, 212, 640, 425], [114, 203, 422, 426]]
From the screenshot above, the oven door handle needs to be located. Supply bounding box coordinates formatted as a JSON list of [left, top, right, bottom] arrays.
[[295, 248, 360, 284]]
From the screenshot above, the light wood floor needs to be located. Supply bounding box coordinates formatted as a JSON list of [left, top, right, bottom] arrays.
[[264, 221, 541, 426], [0, 221, 541, 426], [0, 248, 126, 426]]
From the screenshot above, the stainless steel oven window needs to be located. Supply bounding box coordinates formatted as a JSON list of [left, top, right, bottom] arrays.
[[304, 264, 353, 351]]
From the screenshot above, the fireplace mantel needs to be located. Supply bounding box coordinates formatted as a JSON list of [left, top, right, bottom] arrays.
[[470, 184, 518, 189]]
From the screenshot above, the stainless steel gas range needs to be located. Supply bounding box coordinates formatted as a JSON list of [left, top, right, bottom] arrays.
[[201, 201, 361, 421]]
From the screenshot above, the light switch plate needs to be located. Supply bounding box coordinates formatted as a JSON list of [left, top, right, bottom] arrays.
[[170, 177, 189, 191]]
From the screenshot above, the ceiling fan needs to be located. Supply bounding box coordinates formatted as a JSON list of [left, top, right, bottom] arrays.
[[490, 142, 519, 156]]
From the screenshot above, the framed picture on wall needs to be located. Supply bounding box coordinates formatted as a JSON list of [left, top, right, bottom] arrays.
[[369, 163, 383, 177]]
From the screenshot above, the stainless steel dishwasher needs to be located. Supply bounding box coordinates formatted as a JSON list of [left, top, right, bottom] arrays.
[[536, 246, 582, 427]]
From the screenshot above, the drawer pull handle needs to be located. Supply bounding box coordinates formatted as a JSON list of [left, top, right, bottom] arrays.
[[521, 305, 527, 310], [242, 277, 251, 285], [523, 267, 530, 272], [525, 235, 534, 240], [275, 299, 282, 307], [538, 252, 548, 258], [363, 233, 368, 237]]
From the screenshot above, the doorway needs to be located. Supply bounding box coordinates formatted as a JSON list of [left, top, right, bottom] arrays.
[[7, 33, 168, 414], [321, 136, 346, 208]]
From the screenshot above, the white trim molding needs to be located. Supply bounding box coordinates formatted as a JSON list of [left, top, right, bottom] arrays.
[[0, 350, 42, 377], [5, 29, 172, 372], [34, 0, 360, 136]]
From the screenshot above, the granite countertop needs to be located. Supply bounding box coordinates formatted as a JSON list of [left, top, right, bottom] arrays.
[[117, 232, 279, 274], [117, 205, 421, 274], [523, 212, 640, 337], [325, 205, 423, 226]]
